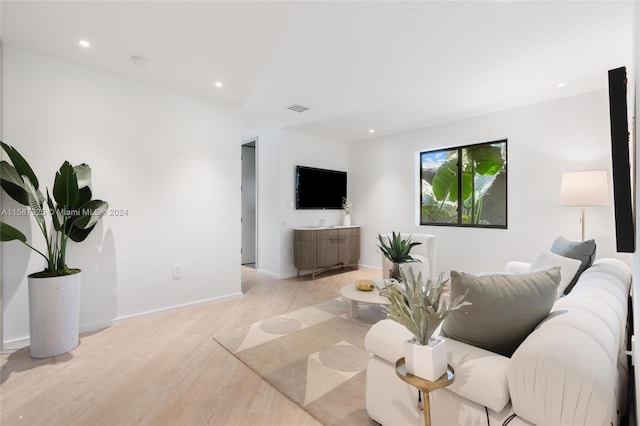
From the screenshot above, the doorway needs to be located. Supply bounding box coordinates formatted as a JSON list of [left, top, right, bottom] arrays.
[[241, 139, 257, 267]]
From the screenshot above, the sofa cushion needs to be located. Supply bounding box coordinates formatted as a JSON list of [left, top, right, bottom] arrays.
[[442, 268, 560, 357], [529, 250, 581, 299], [550, 236, 596, 293]]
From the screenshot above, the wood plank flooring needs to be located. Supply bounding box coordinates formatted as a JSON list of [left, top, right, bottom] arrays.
[[1, 266, 380, 426]]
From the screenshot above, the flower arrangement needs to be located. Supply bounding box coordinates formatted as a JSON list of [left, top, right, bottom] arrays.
[[379, 269, 470, 345], [342, 197, 352, 214]]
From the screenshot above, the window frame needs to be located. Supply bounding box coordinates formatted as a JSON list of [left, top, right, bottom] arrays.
[[419, 139, 508, 229]]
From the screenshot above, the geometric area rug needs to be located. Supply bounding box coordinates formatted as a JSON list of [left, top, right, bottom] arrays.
[[213, 297, 386, 425]]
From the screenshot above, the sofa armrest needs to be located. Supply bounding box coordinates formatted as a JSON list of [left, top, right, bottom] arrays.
[[365, 319, 414, 365], [365, 320, 512, 413], [444, 338, 512, 413]]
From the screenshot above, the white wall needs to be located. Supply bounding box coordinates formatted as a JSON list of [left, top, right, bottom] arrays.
[[2, 47, 242, 348], [349, 90, 629, 275], [257, 129, 348, 278]]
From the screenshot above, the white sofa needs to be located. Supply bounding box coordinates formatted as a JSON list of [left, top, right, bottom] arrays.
[[365, 258, 632, 426]]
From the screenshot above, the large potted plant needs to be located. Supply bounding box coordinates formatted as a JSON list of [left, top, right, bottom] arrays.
[[379, 269, 470, 381], [0, 142, 108, 358], [377, 231, 422, 281]]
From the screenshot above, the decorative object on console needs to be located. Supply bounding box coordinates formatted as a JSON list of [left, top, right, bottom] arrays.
[[377, 231, 422, 281], [342, 196, 352, 226], [559, 169, 609, 241], [550, 236, 596, 294], [0, 142, 109, 358], [442, 267, 560, 357], [380, 269, 470, 381]]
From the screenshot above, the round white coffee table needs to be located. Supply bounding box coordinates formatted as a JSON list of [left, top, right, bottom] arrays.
[[340, 281, 388, 318]]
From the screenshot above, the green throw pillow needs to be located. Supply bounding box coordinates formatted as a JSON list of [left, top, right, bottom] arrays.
[[550, 236, 596, 294], [442, 267, 561, 357]]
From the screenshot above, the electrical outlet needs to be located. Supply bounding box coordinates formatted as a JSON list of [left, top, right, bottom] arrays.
[[172, 264, 181, 280]]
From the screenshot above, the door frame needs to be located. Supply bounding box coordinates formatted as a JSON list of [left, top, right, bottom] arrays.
[[241, 138, 258, 268]]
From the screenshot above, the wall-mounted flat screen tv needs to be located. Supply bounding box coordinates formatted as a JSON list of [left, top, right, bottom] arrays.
[[296, 166, 347, 210], [608, 66, 635, 253]]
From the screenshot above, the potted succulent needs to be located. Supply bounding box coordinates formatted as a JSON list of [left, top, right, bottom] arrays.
[[377, 231, 422, 281], [379, 269, 470, 381], [0, 142, 108, 358]]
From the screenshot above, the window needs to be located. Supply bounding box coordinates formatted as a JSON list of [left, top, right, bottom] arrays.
[[420, 139, 507, 228]]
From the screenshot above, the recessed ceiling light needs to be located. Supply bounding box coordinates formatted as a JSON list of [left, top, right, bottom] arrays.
[[78, 40, 91, 48], [130, 55, 150, 66], [214, 81, 223, 88], [369, 129, 375, 134], [557, 82, 566, 88]]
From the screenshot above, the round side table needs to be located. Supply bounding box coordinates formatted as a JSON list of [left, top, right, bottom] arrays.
[[395, 357, 455, 426]]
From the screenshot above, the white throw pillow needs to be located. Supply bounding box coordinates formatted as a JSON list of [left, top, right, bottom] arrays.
[[529, 250, 581, 298], [400, 255, 430, 282]]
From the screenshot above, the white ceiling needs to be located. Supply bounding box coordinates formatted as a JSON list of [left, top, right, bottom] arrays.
[[0, 1, 635, 143]]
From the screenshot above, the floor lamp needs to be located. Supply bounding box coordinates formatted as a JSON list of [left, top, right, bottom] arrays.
[[560, 170, 609, 241]]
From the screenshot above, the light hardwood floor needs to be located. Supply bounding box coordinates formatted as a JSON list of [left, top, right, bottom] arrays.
[[1, 266, 380, 426]]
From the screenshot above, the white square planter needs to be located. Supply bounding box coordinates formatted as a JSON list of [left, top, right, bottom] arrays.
[[404, 336, 447, 381]]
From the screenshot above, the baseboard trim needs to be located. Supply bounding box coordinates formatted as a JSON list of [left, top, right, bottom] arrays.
[[256, 268, 281, 279], [2, 292, 243, 352]]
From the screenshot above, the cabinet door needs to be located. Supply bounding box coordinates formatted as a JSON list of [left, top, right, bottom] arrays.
[[294, 230, 316, 269], [316, 229, 339, 268], [338, 228, 360, 265]]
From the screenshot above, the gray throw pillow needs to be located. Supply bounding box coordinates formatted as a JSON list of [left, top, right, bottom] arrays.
[[550, 236, 596, 294], [442, 267, 561, 357]]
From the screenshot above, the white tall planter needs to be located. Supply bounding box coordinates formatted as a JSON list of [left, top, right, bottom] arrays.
[[404, 336, 447, 381], [343, 213, 352, 226], [28, 272, 81, 358]]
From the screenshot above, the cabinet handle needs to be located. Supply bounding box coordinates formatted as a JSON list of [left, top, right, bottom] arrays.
[[330, 236, 347, 240]]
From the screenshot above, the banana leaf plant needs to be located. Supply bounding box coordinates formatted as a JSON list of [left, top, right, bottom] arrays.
[[430, 144, 505, 224], [0, 142, 108, 277]]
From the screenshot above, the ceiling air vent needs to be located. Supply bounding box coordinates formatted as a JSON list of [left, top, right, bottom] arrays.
[[287, 104, 309, 113]]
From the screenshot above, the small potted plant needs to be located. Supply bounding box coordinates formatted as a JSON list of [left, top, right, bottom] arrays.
[[377, 231, 421, 281], [379, 269, 470, 381], [0, 142, 108, 358]]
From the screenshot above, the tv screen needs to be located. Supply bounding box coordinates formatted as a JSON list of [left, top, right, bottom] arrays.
[[296, 166, 347, 210], [608, 66, 635, 253]]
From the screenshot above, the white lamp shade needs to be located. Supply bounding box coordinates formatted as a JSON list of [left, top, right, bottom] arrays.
[[560, 170, 609, 206]]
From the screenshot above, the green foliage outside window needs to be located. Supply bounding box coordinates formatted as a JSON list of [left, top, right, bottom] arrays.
[[420, 140, 507, 228]]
